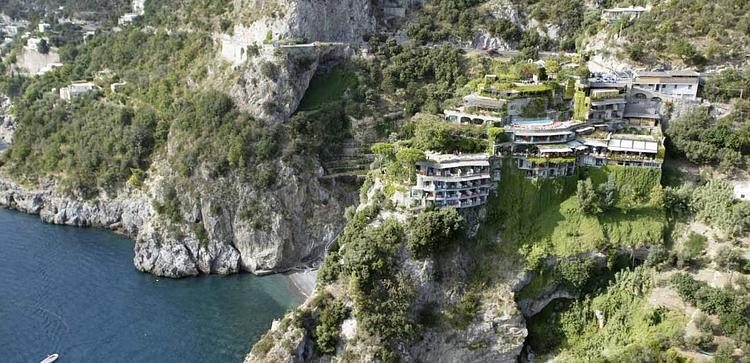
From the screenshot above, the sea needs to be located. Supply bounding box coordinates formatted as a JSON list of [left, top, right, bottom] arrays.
[[0, 208, 300, 363]]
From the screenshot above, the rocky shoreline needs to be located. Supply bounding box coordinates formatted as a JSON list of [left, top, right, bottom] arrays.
[[0, 171, 349, 282], [0, 177, 149, 237]]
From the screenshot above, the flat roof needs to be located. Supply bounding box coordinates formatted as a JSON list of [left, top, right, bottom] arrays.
[[464, 93, 505, 108], [567, 140, 588, 150], [608, 138, 659, 153], [421, 152, 489, 166], [634, 70, 700, 78], [582, 138, 608, 148], [513, 130, 574, 137]]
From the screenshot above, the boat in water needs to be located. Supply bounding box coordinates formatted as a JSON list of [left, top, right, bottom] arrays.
[[40, 353, 59, 363]]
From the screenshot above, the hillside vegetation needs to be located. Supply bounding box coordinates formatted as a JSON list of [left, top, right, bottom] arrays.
[[619, 0, 750, 66]]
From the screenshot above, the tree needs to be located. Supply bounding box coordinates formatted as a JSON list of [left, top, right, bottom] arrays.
[[577, 178, 600, 215], [314, 300, 348, 355], [556, 259, 595, 292], [407, 208, 465, 258], [393, 148, 426, 183], [37, 39, 50, 54], [598, 175, 617, 211]]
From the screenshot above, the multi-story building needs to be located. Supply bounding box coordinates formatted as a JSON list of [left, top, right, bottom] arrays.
[[632, 70, 700, 100], [431, 63, 670, 188], [588, 89, 627, 122], [411, 153, 494, 209], [443, 77, 567, 127]]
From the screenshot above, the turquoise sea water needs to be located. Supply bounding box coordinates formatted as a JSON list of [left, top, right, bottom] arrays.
[[0, 208, 299, 363]]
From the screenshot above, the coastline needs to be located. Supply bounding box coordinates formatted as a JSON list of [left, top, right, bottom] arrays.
[[286, 269, 318, 302]]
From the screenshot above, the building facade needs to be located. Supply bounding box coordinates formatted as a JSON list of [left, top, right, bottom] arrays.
[[632, 71, 700, 100], [411, 153, 494, 209]]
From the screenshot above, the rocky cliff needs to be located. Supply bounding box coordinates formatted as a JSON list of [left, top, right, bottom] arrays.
[[227, 44, 354, 123], [0, 96, 14, 144], [231, 0, 376, 45], [245, 182, 527, 363], [0, 179, 150, 236], [0, 0, 373, 278], [0, 154, 359, 278]]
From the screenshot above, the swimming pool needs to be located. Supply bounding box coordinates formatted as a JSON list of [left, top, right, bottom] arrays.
[[514, 117, 554, 126]]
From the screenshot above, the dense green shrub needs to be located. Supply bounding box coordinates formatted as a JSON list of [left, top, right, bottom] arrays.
[[318, 250, 342, 284], [367, 40, 465, 114], [406, 208, 465, 258], [555, 258, 596, 292], [528, 267, 686, 360], [314, 300, 349, 355], [667, 107, 749, 172], [691, 180, 735, 232], [407, 117, 487, 154], [671, 273, 750, 339], [446, 289, 481, 329], [714, 246, 746, 272], [620, 0, 750, 65], [0, 29, 225, 195], [680, 232, 707, 264]]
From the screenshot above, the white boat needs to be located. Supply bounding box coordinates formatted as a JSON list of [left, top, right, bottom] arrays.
[[40, 353, 59, 363]]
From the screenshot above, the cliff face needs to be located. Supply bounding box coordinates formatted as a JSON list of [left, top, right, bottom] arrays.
[[132, 159, 358, 277], [0, 96, 14, 144], [0, 0, 372, 278], [245, 184, 527, 363], [0, 156, 359, 278], [231, 0, 376, 45], [0, 179, 150, 236], [227, 44, 353, 123]]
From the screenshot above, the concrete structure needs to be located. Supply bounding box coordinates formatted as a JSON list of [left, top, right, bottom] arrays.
[[440, 69, 668, 181], [602, 6, 651, 21], [220, 35, 252, 65], [444, 109, 505, 126], [38, 23, 50, 33], [118, 13, 139, 26], [589, 95, 627, 122], [83, 31, 96, 42], [60, 82, 98, 101], [411, 153, 493, 209], [110, 82, 127, 93], [632, 70, 700, 100]]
